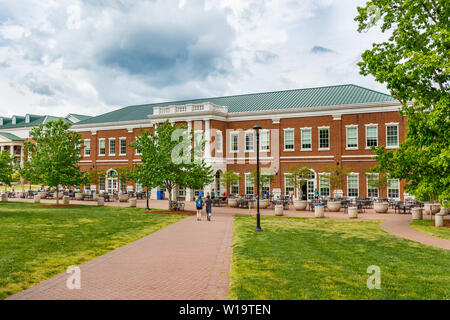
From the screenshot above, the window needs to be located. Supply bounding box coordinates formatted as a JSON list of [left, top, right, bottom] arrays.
[[216, 130, 222, 153], [245, 131, 254, 152], [245, 174, 254, 195], [230, 132, 239, 152], [284, 129, 294, 151], [84, 139, 91, 157], [366, 125, 378, 148], [347, 174, 359, 197], [346, 126, 358, 149], [261, 176, 270, 195], [260, 130, 270, 152], [318, 127, 330, 150], [193, 105, 204, 111], [231, 180, 239, 195], [319, 174, 330, 197], [284, 175, 295, 195], [135, 137, 142, 155], [120, 180, 127, 193], [386, 124, 399, 148], [109, 138, 116, 155], [388, 179, 400, 199], [301, 128, 312, 150], [367, 174, 379, 198], [176, 106, 186, 112], [178, 186, 186, 197], [119, 138, 127, 155], [99, 139, 106, 156], [99, 176, 105, 191], [136, 183, 143, 193]]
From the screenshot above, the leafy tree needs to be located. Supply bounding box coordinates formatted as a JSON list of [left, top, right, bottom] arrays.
[[355, 0, 449, 205], [0, 150, 15, 191], [116, 166, 134, 193], [23, 118, 87, 204], [219, 170, 242, 195], [87, 169, 106, 193], [288, 165, 313, 199], [322, 165, 352, 198], [131, 121, 213, 210], [248, 169, 274, 196]]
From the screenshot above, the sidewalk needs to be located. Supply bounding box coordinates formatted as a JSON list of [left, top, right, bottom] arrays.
[[7, 212, 234, 300]]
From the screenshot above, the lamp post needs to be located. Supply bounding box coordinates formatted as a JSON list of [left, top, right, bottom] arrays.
[[253, 124, 263, 232]]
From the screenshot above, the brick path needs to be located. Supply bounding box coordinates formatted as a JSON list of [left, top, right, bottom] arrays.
[[7, 212, 234, 300]]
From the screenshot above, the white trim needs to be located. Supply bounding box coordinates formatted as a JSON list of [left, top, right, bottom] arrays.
[[230, 131, 239, 153], [300, 127, 312, 151], [283, 128, 295, 151], [96, 159, 129, 163], [98, 138, 106, 156], [345, 124, 358, 150], [245, 130, 255, 152], [280, 155, 333, 159], [259, 129, 270, 152], [347, 173, 359, 197], [341, 154, 375, 158], [119, 137, 127, 156], [365, 124, 378, 149], [83, 139, 91, 157], [366, 172, 379, 198], [108, 137, 116, 156], [385, 123, 399, 149], [318, 127, 330, 151], [216, 130, 223, 153]]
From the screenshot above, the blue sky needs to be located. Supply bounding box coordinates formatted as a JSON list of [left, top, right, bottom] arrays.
[[0, 0, 389, 117]]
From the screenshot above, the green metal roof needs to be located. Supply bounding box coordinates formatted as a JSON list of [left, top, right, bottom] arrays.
[[67, 114, 92, 121], [0, 115, 73, 129], [75, 84, 396, 126], [0, 132, 24, 141]]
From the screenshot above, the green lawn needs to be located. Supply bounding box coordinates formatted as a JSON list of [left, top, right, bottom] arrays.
[[410, 220, 450, 240], [0, 202, 184, 299], [230, 216, 450, 300]]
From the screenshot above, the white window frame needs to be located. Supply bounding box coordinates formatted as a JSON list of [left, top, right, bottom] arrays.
[[245, 173, 254, 195], [385, 123, 399, 149], [347, 173, 359, 198], [345, 125, 358, 150], [216, 130, 223, 153], [300, 127, 312, 151], [284, 174, 295, 195], [387, 178, 400, 200], [260, 129, 270, 152], [135, 137, 142, 155], [365, 124, 378, 149], [119, 137, 127, 156], [283, 128, 295, 151], [98, 138, 106, 156], [83, 139, 91, 157], [245, 130, 254, 152], [366, 173, 379, 198], [108, 138, 116, 156], [231, 173, 240, 194], [319, 173, 330, 197], [230, 132, 239, 153], [318, 126, 330, 151]]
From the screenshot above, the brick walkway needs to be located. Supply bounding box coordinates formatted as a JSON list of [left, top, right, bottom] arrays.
[[7, 211, 234, 300]]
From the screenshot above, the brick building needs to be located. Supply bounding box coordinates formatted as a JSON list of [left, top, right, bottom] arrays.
[[67, 84, 406, 201]]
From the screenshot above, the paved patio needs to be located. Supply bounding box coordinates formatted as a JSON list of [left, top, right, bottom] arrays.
[[5, 197, 450, 300]]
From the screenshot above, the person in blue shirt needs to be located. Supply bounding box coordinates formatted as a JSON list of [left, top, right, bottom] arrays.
[[196, 196, 204, 221], [205, 194, 213, 221]]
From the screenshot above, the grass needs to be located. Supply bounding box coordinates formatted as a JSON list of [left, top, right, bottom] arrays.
[[410, 220, 450, 240], [0, 202, 185, 299], [230, 216, 450, 300]]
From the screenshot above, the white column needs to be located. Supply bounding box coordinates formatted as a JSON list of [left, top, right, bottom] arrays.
[[20, 146, 24, 167], [204, 119, 211, 159], [10, 144, 14, 156], [186, 120, 194, 202]]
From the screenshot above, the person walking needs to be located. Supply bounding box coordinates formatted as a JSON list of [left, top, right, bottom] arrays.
[[195, 196, 204, 221], [205, 194, 213, 221]]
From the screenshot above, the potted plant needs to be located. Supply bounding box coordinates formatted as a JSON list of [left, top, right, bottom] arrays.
[[289, 165, 312, 211], [373, 198, 389, 213], [88, 168, 106, 201], [248, 169, 274, 209], [219, 170, 242, 207], [75, 190, 84, 200], [322, 165, 352, 211], [274, 204, 284, 216]]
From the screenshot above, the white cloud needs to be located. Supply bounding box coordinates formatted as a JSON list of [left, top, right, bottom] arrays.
[[0, 0, 390, 118]]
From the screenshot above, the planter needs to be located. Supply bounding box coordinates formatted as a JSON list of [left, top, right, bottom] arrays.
[[129, 198, 137, 207], [92, 194, 99, 201], [327, 201, 341, 212], [274, 204, 284, 216], [75, 193, 84, 201], [119, 194, 129, 202], [435, 214, 444, 227], [411, 207, 423, 220], [63, 196, 70, 205], [374, 202, 389, 213], [424, 203, 441, 215], [293, 199, 307, 211], [314, 205, 324, 218], [1, 193, 7, 202], [228, 198, 238, 208], [34, 195, 40, 203], [259, 199, 269, 209], [38, 192, 47, 199], [348, 206, 358, 219], [438, 207, 448, 216], [97, 197, 104, 206]]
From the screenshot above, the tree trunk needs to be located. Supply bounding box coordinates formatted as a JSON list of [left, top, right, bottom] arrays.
[[146, 190, 150, 210], [56, 189, 59, 205], [168, 187, 172, 210]]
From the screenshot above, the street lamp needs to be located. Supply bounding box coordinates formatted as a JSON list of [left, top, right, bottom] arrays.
[[253, 124, 263, 232]]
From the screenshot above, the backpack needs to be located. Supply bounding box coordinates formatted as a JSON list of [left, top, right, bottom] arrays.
[[196, 199, 202, 207]]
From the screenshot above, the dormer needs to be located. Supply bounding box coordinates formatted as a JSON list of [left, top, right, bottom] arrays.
[[25, 114, 30, 123], [12, 116, 17, 124]]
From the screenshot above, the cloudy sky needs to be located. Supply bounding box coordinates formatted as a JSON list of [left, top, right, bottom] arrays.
[[0, 0, 389, 118]]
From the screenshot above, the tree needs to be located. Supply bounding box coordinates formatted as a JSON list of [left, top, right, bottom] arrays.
[[23, 118, 87, 204], [116, 166, 133, 193], [219, 170, 242, 195], [322, 165, 352, 199], [288, 165, 313, 199], [87, 169, 106, 193], [248, 169, 274, 197], [355, 1, 449, 205], [131, 120, 213, 210], [0, 151, 15, 191]]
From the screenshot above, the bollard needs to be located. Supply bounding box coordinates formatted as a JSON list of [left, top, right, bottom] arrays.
[[63, 196, 70, 205], [129, 198, 137, 207], [34, 195, 40, 203], [314, 205, 324, 218], [348, 206, 358, 219], [97, 196, 104, 206], [1, 193, 8, 202], [435, 214, 444, 227], [411, 207, 423, 220]]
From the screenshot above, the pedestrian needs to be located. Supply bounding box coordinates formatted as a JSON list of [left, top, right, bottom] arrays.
[[195, 196, 204, 221], [211, 189, 215, 199], [314, 188, 319, 199], [205, 194, 213, 221]]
